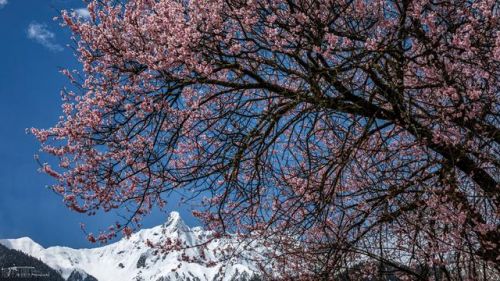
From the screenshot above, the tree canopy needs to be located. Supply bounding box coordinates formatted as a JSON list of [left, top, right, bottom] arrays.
[[33, 0, 499, 279]]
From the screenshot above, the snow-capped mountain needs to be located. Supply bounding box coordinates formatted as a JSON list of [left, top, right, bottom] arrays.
[[0, 212, 260, 281]]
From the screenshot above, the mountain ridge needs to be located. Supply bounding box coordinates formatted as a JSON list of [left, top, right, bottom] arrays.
[[0, 212, 260, 281]]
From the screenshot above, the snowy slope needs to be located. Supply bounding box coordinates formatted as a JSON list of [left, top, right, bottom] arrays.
[[0, 212, 259, 281]]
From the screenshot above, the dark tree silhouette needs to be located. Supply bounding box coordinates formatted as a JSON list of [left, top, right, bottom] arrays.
[[33, 0, 499, 279]]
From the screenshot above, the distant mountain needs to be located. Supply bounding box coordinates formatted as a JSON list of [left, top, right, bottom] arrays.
[[0, 212, 260, 281], [0, 243, 65, 281]]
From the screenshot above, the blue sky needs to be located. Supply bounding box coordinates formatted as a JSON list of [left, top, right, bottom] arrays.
[[0, 0, 195, 248]]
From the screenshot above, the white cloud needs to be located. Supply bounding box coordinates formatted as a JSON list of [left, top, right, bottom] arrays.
[[74, 8, 91, 19], [0, 0, 8, 9], [27, 22, 63, 52]]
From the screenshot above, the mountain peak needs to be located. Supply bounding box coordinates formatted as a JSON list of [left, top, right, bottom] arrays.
[[163, 211, 189, 232], [166, 211, 181, 223]]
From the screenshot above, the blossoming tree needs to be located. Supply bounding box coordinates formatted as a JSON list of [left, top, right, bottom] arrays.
[[33, 0, 499, 279]]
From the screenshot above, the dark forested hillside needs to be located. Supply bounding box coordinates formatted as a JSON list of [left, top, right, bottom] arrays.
[[0, 244, 64, 281]]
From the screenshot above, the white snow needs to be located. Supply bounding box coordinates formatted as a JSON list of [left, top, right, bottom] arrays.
[[0, 212, 258, 281]]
